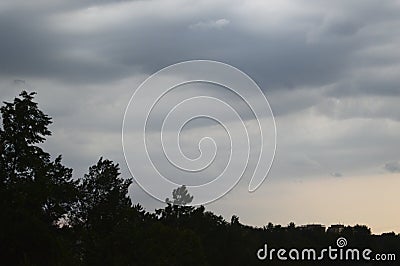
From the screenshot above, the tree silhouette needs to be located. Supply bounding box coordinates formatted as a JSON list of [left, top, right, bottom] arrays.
[[1, 91, 399, 266], [0, 91, 78, 265], [74, 157, 133, 265], [157, 185, 195, 228], [77, 158, 132, 227], [231, 215, 240, 225], [166, 185, 193, 206]]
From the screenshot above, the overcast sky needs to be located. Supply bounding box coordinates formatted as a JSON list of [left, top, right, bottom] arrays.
[[1, 0, 400, 233]]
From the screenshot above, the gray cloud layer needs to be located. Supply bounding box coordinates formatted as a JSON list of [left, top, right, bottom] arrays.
[[2, 0, 399, 90]]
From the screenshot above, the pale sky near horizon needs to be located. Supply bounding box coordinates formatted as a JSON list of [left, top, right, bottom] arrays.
[[1, 0, 400, 234]]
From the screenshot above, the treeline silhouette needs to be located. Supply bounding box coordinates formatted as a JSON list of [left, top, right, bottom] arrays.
[[1, 91, 399, 266]]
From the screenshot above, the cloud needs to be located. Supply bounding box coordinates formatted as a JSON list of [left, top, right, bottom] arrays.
[[1, 0, 399, 176], [0, 0, 397, 90], [314, 95, 400, 121], [189, 18, 230, 30], [384, 161, 400, 173]]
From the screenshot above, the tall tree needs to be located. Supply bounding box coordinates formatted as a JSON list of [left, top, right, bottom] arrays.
[[0, 91, 78, 265], [76, 157, 133, 265], [77, 158, 132, 228]]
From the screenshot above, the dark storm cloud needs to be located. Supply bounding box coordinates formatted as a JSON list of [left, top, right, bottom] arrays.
[[1, 0, 399, 96], [0, 0, 140, 83], [1, 0, 399, 157]]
